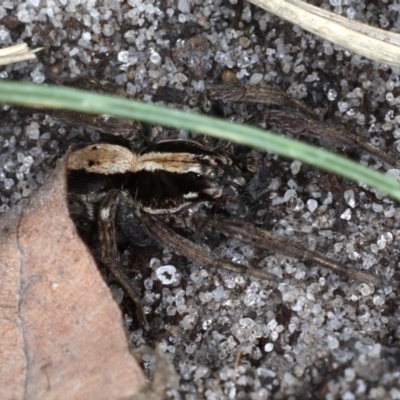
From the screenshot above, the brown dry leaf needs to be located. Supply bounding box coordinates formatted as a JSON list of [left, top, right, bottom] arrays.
[[0, 156, 145, 399]]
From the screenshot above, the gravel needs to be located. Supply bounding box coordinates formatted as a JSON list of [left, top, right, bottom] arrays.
[[1, 0, 400, 398]]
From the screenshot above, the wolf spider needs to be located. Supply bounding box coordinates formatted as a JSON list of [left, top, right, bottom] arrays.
[[39, 74, 388, 328], [66, 133, 380, 329]]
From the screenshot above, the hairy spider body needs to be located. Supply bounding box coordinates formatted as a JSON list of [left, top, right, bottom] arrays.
[[67, 137, 380, 328], [36, 77, 383, 330], [67, 138, 249, 327]]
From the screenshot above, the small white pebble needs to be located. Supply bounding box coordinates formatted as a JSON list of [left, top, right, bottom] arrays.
[[264, 343, 274, 352], [118, 50, 130, 63], [340, 208, 352, 220], [283, 189, 297, 203], [327, 335, 339, 350], [372, 203, 383, 213], [177, 0, 190, 13], [249, 73, 263, 85], [290, 160, 302, 175], [344, 189, 356, 208], [155, 265, 178, 285], [358, 283, 375, 296], [327, 88, 337, 101], [307, 199, 318, 213], [342, 391, 355, 400]]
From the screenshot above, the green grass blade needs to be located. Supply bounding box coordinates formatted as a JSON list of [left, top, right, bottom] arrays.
[[0, 80, 399, 200]]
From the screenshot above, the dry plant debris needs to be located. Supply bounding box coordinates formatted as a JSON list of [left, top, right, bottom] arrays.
[[0, 157, 145, 399]]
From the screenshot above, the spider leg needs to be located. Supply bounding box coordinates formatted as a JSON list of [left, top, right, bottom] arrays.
[[98, 189, 149, 330], [141, 213, 277, 281], [203, 216, 381, 286], [259, 109, 400, 170]]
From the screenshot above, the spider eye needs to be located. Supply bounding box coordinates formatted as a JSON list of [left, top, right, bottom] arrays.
[[207, 169, 219, 181]]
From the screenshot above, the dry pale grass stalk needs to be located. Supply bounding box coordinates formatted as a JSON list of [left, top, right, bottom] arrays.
[[0, 43, 42, 67], [249, 0, 400, 67]]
